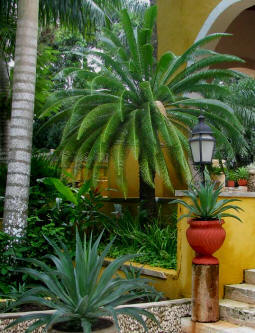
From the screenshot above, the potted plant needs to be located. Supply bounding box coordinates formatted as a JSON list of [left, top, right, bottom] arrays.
[[226, 170, 237, 187], [236, 167, 249, 186], [6, 231, 157, 333], [171, 182, 243, 265]]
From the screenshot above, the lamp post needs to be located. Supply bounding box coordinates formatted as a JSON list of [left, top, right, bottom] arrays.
[[189, 115, 215, 184], [187, 116, 220, 326]]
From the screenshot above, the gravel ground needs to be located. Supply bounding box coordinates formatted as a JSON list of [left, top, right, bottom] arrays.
[[0, 300, 191, 333]]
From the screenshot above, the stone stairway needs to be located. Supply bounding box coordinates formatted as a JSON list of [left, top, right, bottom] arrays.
[[182, 269, 255, 332]]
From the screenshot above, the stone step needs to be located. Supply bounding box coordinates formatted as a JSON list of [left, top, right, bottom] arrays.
[[245, 270, 255, 285], [224, 284, 255, 304], [220, 299, 255, 328], [181, 317, 255, 332]]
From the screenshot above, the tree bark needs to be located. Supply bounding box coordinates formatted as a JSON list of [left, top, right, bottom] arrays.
[[0, 57, 10, 164], [3, 0, 39, 238]]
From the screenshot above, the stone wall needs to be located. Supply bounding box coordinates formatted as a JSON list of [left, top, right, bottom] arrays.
[[0, 299, 191, 333]]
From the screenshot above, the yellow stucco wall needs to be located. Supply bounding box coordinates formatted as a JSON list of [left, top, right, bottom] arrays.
[[157, 0, 221, 57], [146, 196, 255, 300]]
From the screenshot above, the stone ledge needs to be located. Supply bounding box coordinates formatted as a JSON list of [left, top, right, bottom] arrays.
[[181, 317, 255, 332], [0, 310, 55, 320], [117, 298, 191, 309], [103, 258, 177, 280], [175, 190, 255, 198]]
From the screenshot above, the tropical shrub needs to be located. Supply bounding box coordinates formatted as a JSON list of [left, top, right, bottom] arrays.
[[6, 231, 158, 333], [43, 178, 109, 235], [0, 219, 67, 295], [171, 181, 243, 222], [41, 6, 244, 198]]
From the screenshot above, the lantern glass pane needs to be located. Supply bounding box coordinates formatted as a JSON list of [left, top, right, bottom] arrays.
[[190, 134, 201, 163], [201, 134, 214, 163]]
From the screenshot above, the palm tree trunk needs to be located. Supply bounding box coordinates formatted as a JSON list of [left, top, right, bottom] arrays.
[[0, 58, 10, 164], [3, 0, 39, 238]]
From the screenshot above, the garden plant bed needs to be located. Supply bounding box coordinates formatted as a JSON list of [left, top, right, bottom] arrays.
[[0, 299, 191, 333], [102, 243, 177, 270]]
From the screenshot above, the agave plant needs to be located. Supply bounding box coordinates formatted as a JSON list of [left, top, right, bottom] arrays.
[[171, 182, 243, 222], [40, 6, 244, 200], [6, 232, 158, 332]]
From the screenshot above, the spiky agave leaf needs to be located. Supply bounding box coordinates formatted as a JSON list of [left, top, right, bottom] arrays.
[[6, 231, 158, 333], [171, 182, 243, 222]]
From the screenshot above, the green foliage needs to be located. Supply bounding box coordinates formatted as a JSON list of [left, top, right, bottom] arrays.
[[0, 219, 67, 295], [171, 182, 243, 222], [210, 166, 226, 176], [102, 207, 177, 269], [226, 170, 237, 182], [42, 6, 244, 193], [236, 167, 249, 180], [42, 178, 108, 236], [121, 264, 162, 302], [206, 77, 255, 166], [6, 232, 158, 333]]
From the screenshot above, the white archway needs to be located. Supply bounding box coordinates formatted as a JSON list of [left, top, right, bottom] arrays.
[[196, 0, 255, 49]]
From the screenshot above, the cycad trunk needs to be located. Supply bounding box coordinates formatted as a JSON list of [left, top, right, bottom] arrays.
[[139, 170, 157, 219], [0, 58, 10, 164], [3, 0, 39, 237]]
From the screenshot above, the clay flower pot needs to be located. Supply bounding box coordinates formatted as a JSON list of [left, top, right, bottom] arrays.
[[227, 180, 235, 187], [237, 179, 247, 186], [49, 319, 116, 333], [186, 220, 226, 265]]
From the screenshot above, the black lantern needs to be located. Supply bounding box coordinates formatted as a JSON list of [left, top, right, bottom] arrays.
[[189, 115, 215, 166]]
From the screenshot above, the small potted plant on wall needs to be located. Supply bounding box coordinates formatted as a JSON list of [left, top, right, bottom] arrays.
[[236, 167, 249, 186], [6, 231, 157, 333], [226, 170, 236, 188], [171, 181, 243, 264]]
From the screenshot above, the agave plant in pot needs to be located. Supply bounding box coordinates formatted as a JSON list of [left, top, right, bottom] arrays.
[[6, 231, 158, 333], [171, 182, 243, 265]]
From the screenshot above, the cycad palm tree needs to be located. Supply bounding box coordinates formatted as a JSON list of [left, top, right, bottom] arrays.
[[42, 6, 244, 211]]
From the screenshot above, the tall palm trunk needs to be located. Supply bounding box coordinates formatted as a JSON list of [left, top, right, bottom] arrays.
[[0, 58, 10, 164], [3, 0, 39, 238]]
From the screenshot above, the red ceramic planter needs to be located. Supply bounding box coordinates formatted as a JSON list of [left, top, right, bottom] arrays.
[[186, 219, 226, 265], [227, 180, 235, 187], [238, 179, 247, 186]]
